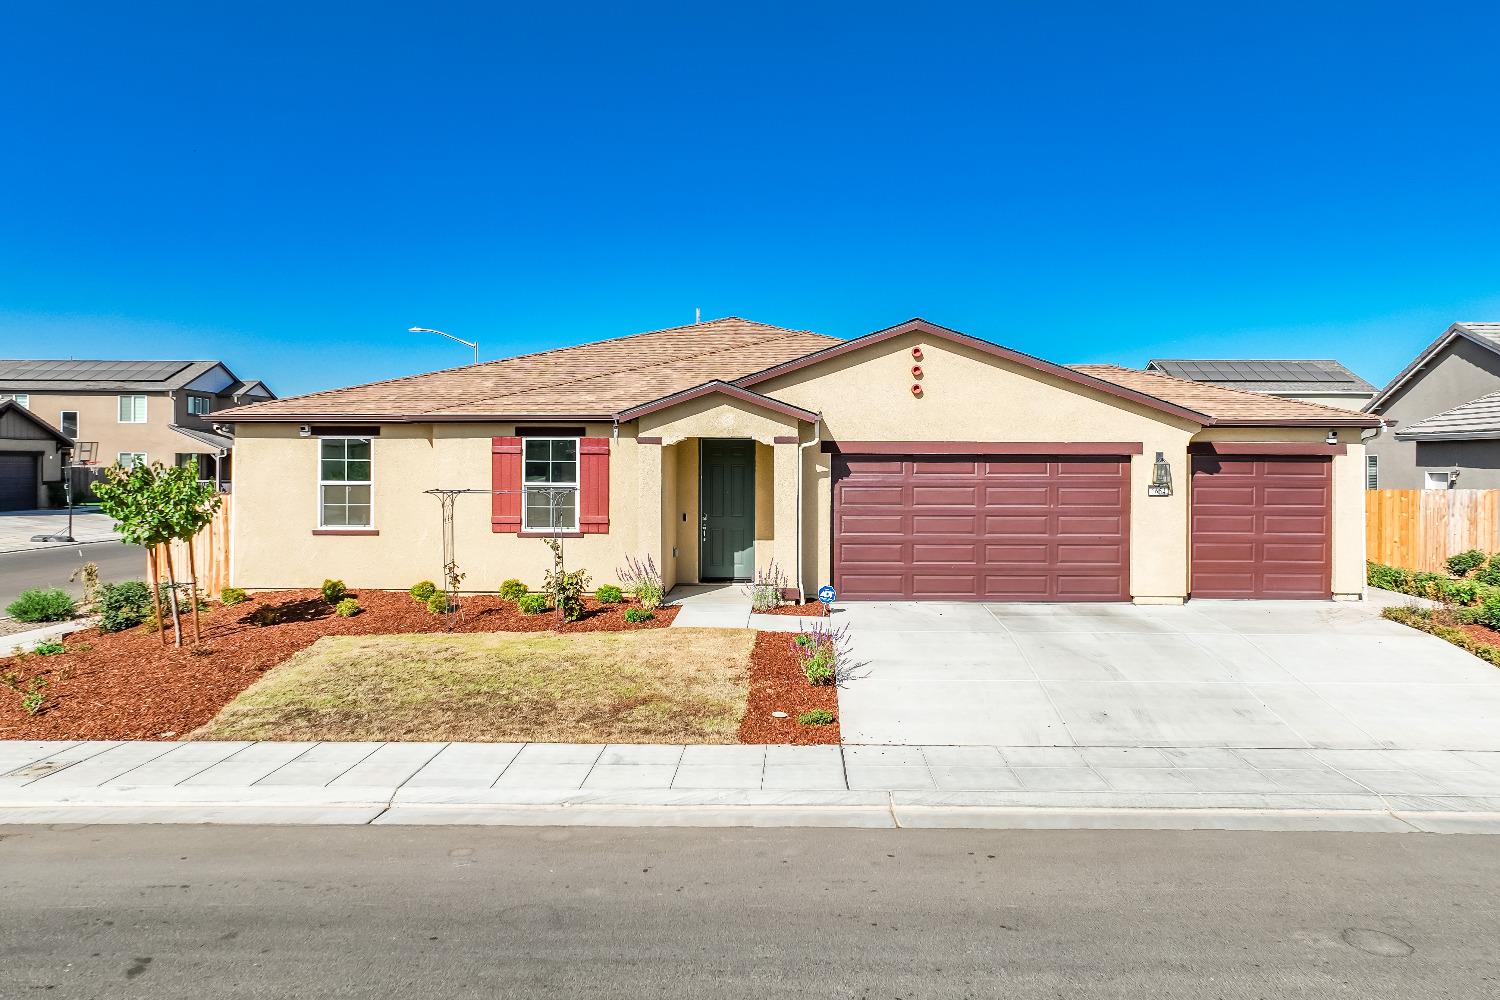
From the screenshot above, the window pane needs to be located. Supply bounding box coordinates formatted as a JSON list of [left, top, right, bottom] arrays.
[[320, 459, 344, 480], [345, 460, 371, 482], [344, 484, 371, 505], [551, 460, 574, 484], [345, 504, 371, 528], [524, 460, 551, 483], [345, 439, 371, 461], [320, 439, 346, 461], [524, 440, 549, 462], [323, 503, 348, 526], [554, 439, 576, 464]]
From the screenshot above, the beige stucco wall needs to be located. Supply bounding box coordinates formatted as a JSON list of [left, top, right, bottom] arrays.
[[16, 391, 225, 466], [233, 422, 653, 592]]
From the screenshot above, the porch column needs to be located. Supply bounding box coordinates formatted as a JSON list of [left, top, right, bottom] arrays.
[[772, 435, 801, 600], [635, 438, 667, 578]]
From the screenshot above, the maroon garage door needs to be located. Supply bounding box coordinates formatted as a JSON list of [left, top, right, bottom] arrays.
[[832, 455, 1130, 601], [1190, 455, 1331, 599]]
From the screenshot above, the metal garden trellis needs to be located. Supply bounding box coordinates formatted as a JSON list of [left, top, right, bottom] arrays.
[[422, 484, 577, 629]]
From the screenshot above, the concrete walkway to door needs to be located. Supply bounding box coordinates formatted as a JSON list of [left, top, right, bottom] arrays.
[[834, 598, 1500, 751]]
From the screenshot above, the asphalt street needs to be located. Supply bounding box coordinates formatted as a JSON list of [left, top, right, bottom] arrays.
[[0, 540, 144, 612], [1, 825, 1495, 998]]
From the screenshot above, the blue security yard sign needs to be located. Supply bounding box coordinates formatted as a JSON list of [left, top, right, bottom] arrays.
[[817, 585, 837, 605]]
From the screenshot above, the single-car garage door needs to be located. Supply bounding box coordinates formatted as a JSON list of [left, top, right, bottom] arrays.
[[833, 454, 1130, 601], [1190, 455, 1331, 599], [0, 453, 38, 512]]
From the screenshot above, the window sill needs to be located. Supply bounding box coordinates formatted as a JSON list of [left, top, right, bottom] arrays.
[[311, 528, 380, 536], [518, 531, 584, 539]]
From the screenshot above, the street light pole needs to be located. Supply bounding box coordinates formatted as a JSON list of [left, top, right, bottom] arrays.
[[409, 327, 479, 365]]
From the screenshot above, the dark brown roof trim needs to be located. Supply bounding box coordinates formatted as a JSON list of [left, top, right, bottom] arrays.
[[1189, 442, 1346, 456], [1209, 416, 1380, 428], [822, 440, 1146, 456], [734, 318, 1215, 426], [613, 380, 819, 423], [221, 411, 614, 423]]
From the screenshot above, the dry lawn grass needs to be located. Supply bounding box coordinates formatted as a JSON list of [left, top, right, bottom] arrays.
[[190, 628, 754, 743]]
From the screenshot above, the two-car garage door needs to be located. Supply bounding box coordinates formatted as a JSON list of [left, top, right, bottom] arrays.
[[833, 454, 1131, 601], [831, 450, 1334, 602]]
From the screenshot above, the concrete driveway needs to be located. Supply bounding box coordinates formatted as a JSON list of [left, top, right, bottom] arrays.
[[833, 600, 1500, 751]]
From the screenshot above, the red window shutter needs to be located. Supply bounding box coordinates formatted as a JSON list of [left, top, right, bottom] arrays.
[[491, 437, 522, 533], [579, 437, 610, 534]]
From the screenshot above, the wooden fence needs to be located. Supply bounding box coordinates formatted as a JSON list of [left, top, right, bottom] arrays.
[[155, 492, 232, 598], [1366, 489, 1500, 572]]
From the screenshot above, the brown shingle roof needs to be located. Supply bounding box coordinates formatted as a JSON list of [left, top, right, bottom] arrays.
[[220, 318, 841, 421], [1072, 365, 1380, 427]]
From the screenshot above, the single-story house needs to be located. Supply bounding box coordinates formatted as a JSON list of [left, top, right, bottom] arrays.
[[1363, 322, 1500, 490], [1144, 359, 1375, 411], [218, 317, 1380, 603], [0, 399, 74, 511]]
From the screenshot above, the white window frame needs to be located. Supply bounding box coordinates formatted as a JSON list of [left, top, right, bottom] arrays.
[[1424, 470, 1452, 491], [521, 436, 580, 533], [1366, 454, 1378, 490], [186, 394, 213, 416], [59, 410, 78, 438], [0, 393, 28, 409], [318, 436, 374, 530], [117, 452, 147, 468], [117, 394, 147, 423]]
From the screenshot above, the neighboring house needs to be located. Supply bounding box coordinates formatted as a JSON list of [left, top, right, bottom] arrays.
[[1363, 322, 1500, 490], [218, 317, 1379, 603], [0, 359, 274, 488], [1144, 359, 1375, 410], [0, 400, 74, 511]]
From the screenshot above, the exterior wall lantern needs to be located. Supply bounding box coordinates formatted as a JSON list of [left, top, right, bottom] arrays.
[[1147, 451, 1173, 497]]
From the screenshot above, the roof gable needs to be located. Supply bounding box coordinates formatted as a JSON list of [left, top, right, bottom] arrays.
[[615, 381, 818, 423], [735, 317, 1218, 425], [0, 400, 73, 447], [1366, 322, 1500, 412]]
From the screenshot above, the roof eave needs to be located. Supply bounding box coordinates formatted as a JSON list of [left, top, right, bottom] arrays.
[[613, 380, 820, 423], [1209, 415, 1383, 428], [1394, 429, 1500, 442]]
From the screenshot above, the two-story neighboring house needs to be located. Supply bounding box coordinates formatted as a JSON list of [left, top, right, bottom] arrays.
[[1363, 323, 1500, 490], [0, 359, 274, 492]]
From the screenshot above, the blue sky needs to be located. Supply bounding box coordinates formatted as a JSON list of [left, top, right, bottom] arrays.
[[2, 2, 1498, 397]]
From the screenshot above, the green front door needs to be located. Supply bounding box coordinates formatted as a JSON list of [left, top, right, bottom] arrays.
[[700, 439, 756, 581]]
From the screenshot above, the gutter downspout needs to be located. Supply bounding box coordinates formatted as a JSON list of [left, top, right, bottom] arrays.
[[1358, 421, 1385, 602], [796, 416, 822, 600]]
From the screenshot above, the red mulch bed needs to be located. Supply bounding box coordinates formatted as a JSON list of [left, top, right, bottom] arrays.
[[759, 600, 833, 617], [738, 632, 840, 744], [1452, 620, 1500, 650], [0, 590, 677, 741]]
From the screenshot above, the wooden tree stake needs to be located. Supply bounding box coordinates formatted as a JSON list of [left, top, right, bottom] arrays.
[[147, 545, 167, 646], [186, 540, 202, 644]]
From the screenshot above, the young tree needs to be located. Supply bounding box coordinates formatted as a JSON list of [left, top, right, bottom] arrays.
[[93, 461, 221, 647]]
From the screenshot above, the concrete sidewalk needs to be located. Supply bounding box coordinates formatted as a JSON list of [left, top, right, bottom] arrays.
[[2, 739, 1498, 832]]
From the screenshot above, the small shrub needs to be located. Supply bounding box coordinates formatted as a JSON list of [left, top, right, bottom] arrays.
[[1367, 561, 1411, 593], [617, 553, 665, 611], [595, 584, 624, 604], [70, 561, 101, 608], [334, 598, 361, 617], [1383, 605, 1500, 668], [498, 579, 528, 602], [1476, 556, 1500, 588], [794, 621, 849, 687], [518, 593, 550, 615], [545, 567, 591, 623], [321, 579, 348, 603], [5, 588, 75, 624], [1451, 580, 1480, 606], [21, 678, 46, 716], [426, 592, 451, 615], [792, 633, 813, 648], [743, 561, 788, 613], [1447, 549, 1487, 578], [98, 580, 153, 633], [220, 586, 249, 606], [797, 709, 835, 725], [410, 580, 437, 602], [623, 607, 654, 624], [33, 640, 65, 656], [1473, 593, 1500, 630]]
